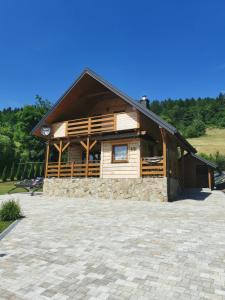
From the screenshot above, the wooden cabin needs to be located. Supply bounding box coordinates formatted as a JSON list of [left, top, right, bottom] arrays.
[[32, 69, 216, 201]]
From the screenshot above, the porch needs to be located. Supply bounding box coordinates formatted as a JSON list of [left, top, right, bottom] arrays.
[[45, 157, 164, 178]]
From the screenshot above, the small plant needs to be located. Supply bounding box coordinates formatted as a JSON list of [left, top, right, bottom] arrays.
[[0, 200, 23, 221]]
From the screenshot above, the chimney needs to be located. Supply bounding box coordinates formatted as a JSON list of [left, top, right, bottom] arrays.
[[139, 95, 149, 108]]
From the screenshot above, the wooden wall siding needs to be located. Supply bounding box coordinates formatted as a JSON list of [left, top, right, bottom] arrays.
[[52, 122, 67, 138], [179, 155, 212, 188], [140, 139, 160, 157], [100, 139, 141, 178], [88, 97, 131, 116], [139, 114, 161, 141], [68, 144, 82, 162], [168, 143, 179, 179], [116, 111, 139, 131]]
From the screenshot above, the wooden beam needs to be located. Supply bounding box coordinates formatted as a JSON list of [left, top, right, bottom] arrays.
[[62, 142, 70, 153], [89, 140, 97, 151], [53, 143, 60, 152], [80, 140, 87, 150], [160, 128, 167, 177], [58, 140, 63, 178], [45, 142, 50, 178]]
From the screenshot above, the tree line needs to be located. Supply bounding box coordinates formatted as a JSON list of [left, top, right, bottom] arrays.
[[149, 93, 225, 138], [1, 93, 225, 180], [0, 96, 51, 179]]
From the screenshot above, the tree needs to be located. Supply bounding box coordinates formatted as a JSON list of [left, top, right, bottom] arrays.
[[1, 166, 8, 182], [184, 119, 206, 138], [10, 162, 15, 181]]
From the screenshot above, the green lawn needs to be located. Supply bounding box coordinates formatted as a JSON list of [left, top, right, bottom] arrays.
[[0, 181, 26, 195], [188, 128, 225, 155], [0, 220, 13, 233]]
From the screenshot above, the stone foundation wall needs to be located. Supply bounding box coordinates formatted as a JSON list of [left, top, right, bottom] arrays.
[[43, 177, 169, 202]]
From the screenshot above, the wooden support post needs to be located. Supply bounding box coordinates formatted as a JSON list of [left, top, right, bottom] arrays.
[[71, 161, 74, 178], [160, 128, 167, 177], [45, 142, 50, 178], [86, 137, 90, 177], [208, 168, 212, 190], [58, 140, 63, 178], [181, 148, 184, 188]]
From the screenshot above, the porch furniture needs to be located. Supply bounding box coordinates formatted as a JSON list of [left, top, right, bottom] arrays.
[[8, 177, 44, 196]]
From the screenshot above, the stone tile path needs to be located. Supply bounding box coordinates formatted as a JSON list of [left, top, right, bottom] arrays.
[[0, 190, 225, 299]]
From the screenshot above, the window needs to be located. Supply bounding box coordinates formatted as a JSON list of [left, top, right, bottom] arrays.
[[112, 144, 128, 163]]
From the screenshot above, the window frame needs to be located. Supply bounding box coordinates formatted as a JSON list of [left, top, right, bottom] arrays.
[[111, 143, 128, 163]]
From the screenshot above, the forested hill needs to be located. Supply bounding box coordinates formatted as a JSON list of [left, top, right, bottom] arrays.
[[0, 94, 225, 174], [149, 93, 225, 138], [0, 96, 51, 174]]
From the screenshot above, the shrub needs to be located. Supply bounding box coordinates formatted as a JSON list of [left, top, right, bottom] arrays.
[[200, 151, 225, 171], [184, 119, 206, 138], [0, 200, 23, 221]]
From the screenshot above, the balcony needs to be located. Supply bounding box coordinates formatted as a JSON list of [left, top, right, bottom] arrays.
[[52, 111, 139, 138], [67, 114, 115, 136]]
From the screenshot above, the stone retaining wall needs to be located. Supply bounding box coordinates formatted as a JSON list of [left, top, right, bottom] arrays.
[[43, 177, 169, 202]]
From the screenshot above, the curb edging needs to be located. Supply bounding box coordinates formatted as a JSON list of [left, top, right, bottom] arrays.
[[0, 219, 21, 241]]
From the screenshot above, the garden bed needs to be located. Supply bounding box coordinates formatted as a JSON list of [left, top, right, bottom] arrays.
[[0, 220, 13, 233]]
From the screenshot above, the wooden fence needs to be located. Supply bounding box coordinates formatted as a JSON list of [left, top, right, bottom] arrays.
[[46, 161, 100, 178]]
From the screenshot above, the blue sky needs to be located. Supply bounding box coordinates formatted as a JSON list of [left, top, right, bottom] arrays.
[[0, 0, 225, 109]]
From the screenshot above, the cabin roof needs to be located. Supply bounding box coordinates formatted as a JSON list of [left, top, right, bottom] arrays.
[[32, 68, 196, 153], [182, 152, 217, 169]]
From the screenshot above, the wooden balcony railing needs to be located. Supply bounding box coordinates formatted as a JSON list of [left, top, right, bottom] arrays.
[[46, 161, 100, 178], [141, 157, 164, 177], [67, 114, 115, 136]]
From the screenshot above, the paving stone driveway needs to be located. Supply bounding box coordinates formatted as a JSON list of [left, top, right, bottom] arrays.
[[1, 190, 225, 300]]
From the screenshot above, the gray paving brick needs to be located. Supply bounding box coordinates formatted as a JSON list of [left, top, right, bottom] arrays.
[[0, 190, 225, 299]]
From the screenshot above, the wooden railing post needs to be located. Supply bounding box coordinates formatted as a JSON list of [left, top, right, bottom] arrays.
[[58, 140, 63, 178], [45, 142, 50, 178], [160, 128, 167, 177], [86, 137, 90, 177], [71, 161, 74, 178], [88, 117, 91, 135], [113, 113, 117, 131]]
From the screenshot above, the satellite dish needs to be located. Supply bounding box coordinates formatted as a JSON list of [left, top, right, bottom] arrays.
[[41, 125, 51, 136]]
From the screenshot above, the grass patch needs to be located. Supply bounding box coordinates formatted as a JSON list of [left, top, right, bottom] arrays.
[[188, 128, 225, 155], [0, 220, 13, 233], [0, 181, 26, 195]]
